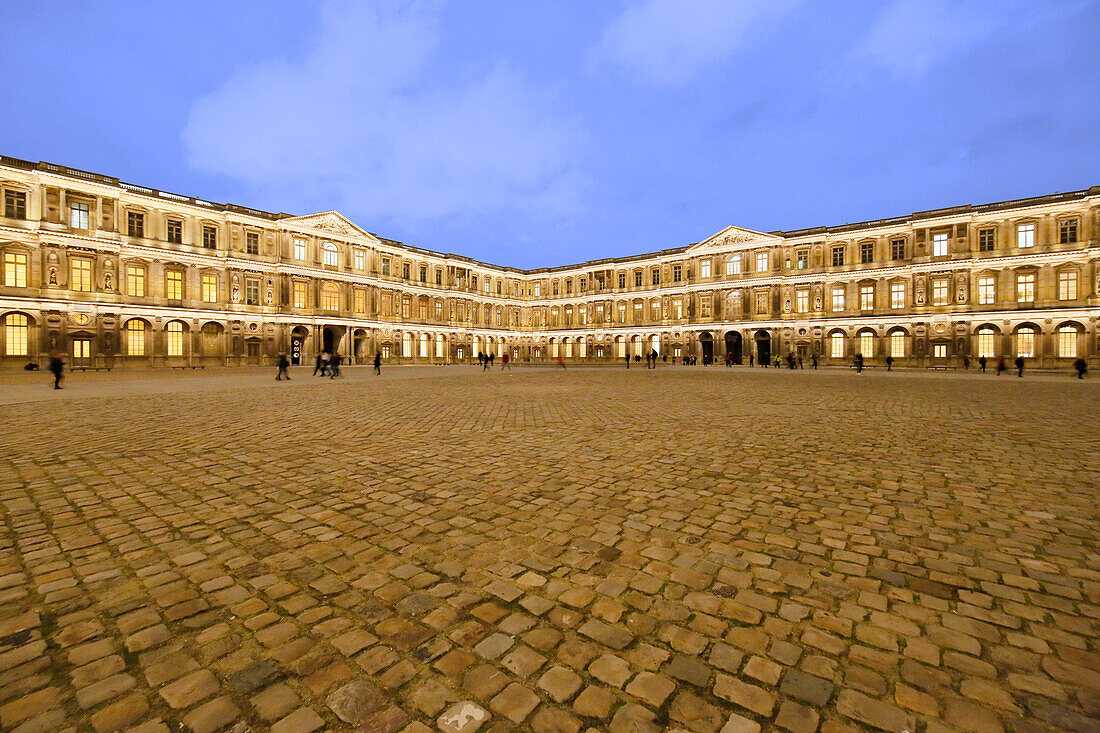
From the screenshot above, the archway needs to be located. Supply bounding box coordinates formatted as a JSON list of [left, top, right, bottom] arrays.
[[353, 328, 368, 364], [724, 331, 742, 364], [322, 325, 344, 356], [754, 331, 771, 365], [699, 332, 714, 364], [290, 326, 309, 365]]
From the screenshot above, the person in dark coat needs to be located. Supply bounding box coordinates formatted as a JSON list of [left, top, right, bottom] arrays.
[[49, 353, 64, 390], [276, 353, 290, 381], [996, 356, 1006, 375], [811, 354, 818, 370], [374, 351, 382, 375], [1015, 356, 1025, 377], [885, 355, 894, 371], [313, 352, 325, 376], [1073, 358, 1087, 379], [855, 353, 864, 374], [329, 353, 341, 378], [978, 356, 987, 372]]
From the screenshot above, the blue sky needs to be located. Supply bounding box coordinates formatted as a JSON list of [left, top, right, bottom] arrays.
[[4, 0, 1097, 268]]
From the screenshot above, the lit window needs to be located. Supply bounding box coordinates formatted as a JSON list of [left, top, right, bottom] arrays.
[[831, 285, 846, 311], [70, 258, 93, 292], [890, 332, 906, 358], [829, 332, 844, 358], [756, 252, 769, 272], [3, 251, 28, 287], [1016, 223, 1035, 248], [796, 289, 809, 313], [1015, 327, 1036, 357], [534, 282, 541, 296], [890, 282, 905, 309], [1058, 271, 1078, 300], [294, 238, 307, 260], [1016, 273, 1035, 303], [932, 279, 948, 306], [125, 320, 146, 356], [165, 271, 183, 300], [1057, 326, 1078, 358], [977, 276, 995, 305], [126, 265, 145, 298], [618, 302, 627, 322], [322, 284, 340, 311], [933, 343, 947, 359], [672, 298, 683, 319], [323, 243, 339, 267], [1059, 219, 1078, 244], [932, 233, 948, 257], [70, 201, 90, 229], [858, 331, 874, 357], [700, 260, 711, 279], [976, 328, 996, 358], [354, 289, 366, 313], [293, 281, 308, 308], [726, 257, 741, 276], [860, 284, 874, 310], [354, 250, 365, 270], [381, 345, 390, 358], [4, 313, 28, 356], [651, 300, 661, 320], [166, 321, 184, 357], [419, 333, 429, 358], [201, 274, 218, 303], [435, 300, 444, 320]]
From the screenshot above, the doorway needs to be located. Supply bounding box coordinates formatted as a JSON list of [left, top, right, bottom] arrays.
[[724, 331, 743, 364], [72, 338, 92, 368], [699, 332, 714, 364], [755, 331, 771, 365], [246, 340, 261, 365]]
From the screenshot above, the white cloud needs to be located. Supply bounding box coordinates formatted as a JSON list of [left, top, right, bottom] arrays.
[[594, 0, 802, 85], [182, 0, 588, 226]]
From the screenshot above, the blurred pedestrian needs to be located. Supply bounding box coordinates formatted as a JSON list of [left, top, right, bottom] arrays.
[[276, 353, 290, 380], [49, 353, 64, 390]]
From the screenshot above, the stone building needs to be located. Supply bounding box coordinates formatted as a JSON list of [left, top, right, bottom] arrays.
[[2, 155, 1098, 369]]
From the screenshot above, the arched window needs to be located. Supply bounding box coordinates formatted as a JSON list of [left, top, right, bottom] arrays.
[[1057, 325, 1079, 358], [435, 333, 444, 357], [4, 313, 29, 356], [976, 327, 997, 358], [418, 333, 429, 358], [322, 242, 339, 267], [829, 332, 844, 359], [125, 319, 146, 356], [889, 331, 906, 358], [1015, 326, 1036, 358], [166, 321, 185, 357], [401, 332, 411, 357], [322, 283, 340, 311], [858, 330, 875, 358]]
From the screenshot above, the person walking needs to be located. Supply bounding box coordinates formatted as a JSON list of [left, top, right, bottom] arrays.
[[996, 356, 1006, 376], [885, 355, 894, 371], [963, 356, 971, 370], [49, 353, 65, 390], [374, 351, 382, 375], [811, 354, 818, 370], [650, 349, 658, 369], [855, 353, 864, 374], [329, 353, 342, 378], [1015, 356, 1024, 377], [556, 354, 566, 370], [773, 354, 781, 369], [276, 353, 290, 381], [1073, 357, 1087, 379], [482, 352, 489, 371], [313, 352, 325, 377], [978, 355, 987, 373], [488, 353, 495, 368], [625, 354, 631, 369], [501, 353, 510, 370], [797, 354, 804, 370], [749, 353, 754, 367]]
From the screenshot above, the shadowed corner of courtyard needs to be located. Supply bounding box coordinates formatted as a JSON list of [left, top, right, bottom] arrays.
[[0, 366, 1098, 733]]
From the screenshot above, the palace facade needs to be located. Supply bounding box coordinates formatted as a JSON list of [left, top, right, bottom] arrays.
[[2, 155, 1098, 369]]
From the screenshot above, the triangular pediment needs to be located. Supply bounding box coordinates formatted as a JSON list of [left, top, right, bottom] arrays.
[[280, 211, 378, 241], [689, 225, 782, 252]]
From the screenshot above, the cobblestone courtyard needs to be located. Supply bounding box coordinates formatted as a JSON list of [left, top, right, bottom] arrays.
[[1, 366, 1098, 733]]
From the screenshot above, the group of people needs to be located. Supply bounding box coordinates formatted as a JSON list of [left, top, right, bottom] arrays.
[[478, 352, 510, 370], [273, 351, 383, 381], [622, 350, 660, 369]]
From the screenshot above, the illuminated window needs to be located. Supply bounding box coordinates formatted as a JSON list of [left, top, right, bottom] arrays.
[[700, 260, 711, 278], [435, 334, 444, 357], [651, 299, 661, 320], [1058, 271, 1078, 300], [756, 252, 769, 272], [890, 332, 906, 358], [617, 302, 627, 322], [1057, 326, 1078, 358], [933, 233, 948, 257], [796, 289, 809, 313], [166, 321, 184, 357], [672, 298, 683, 319], [890, 282, 905, 309], [323, 243, 339, 267], [419, 333, 429, 358], [831, 285, 845, 311], [3, 251, 28, 287], [859, 331, 874, 357], [322, 284, 340, 311], [201, 274, 217, 303], [534, 282, 541, 296], [977, 328, 996, 358], [70, 258, 93, 292], [932, 279, 948, 306], [402, 332, 411, 356], [829, 332, 844, 358], [294, 238, 307, 260], [726, 256, 741, 275], [354, 289, 366, 313], [1015, 327, 1036, 357], [293, 281, 308, 309], [860, 284, 874, 310], [125, 320, 146, 356], [435, 300, 444, 320], [933, 343, 947, 358], [4, 313, 28, 356], [977, 276, 995, 305], [126, 265, 145, 297], [70, 201, 90, 229], [1016, 273, 1035, 303], [1016, 223, 1035, 248]]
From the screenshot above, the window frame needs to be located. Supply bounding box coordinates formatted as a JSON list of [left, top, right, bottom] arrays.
[[3, 250, 28, 288]]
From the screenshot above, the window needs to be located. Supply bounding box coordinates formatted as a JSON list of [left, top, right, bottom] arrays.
[[860, 284, 874, 310], [932, 279, 948, 306], [125, 265, 145, 297], [70, 201, 90, 230], [401, 297, 410, 318], [634, 271, 643, 287], [322, 284, 340, 310], [890, 239, 905, 260], [932, 233, 948, 257], [421, 266, 428, 283], [796, 250, 808, 270], [672, 298, 683, 319], [652, 269, 660, 285], [700, 298, 711, 318], [166, 321, 184, 357], [323, 243, 339, 267], [201, 274, 217, 303], [756, 252, 769, 272], [726, 257, 741, 276], [859, 331, 874, 357], [381, 345, 391, 359], [1015, 327, 1036, 357], [3, 251, 28, 287], [164, 271, 182, 300], [796, 289, 809, 313], [618, 273, 627, 288], [294, 238, 307, 260], [167, 218, 182, 244], [755, 292, 769, 314], [435, 300, 444, 320], [402, 332, 411, 356], [860, 242, 874, 264], [4, 313, 28, 356], [125, 320, 146, 356], [353, 289, 366, 314], [533, 282, 541, 296], [381, 258, 390, 276], [245, 279, 260, 305], [355, 250, 365, 270], [831, 285, 846, 311], [436, 269, 443, 285], [890, 332, 906, 358], [483, 277, 491, 292], [978, 228, 995, 252], [700, 261, 711, 279], [402, 263, 411, 280], [127, 212, 144, 237], [580, 277, 587, 291], [246, 232, 259, 255], [890, 282, 905, 309], [1059, 219, 1077, 244], [977, 328, 996, 358], [977, 275, 995, 305], [1016, 223, 1035, 248], [829, 332, 844, 358], [650, 300, 661, 320], [617, 302, 627, 322], [202, 226, 217, 249], [1016, 272, 1035, 303], [831, 246, 844, 267], [1057, 326, 1078, 358], [1058, 270, 1078, 300], [565, 280, 572, 294], [673, 265, 683, 282], [4, 190, 27, 219], [419, 334, 429, 358], [933, 343, 947, 359], [70, 258, 93, 292]]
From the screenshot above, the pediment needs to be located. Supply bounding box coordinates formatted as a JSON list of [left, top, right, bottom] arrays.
[[280, 211, 378, 241], [689, 225, 783, 252]]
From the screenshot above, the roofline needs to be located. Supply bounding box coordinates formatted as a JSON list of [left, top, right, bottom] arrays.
[[3, 154, 1097, 275]]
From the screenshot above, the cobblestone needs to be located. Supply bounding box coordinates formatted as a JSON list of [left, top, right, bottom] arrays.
[[0, 366, 1097, 731]]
